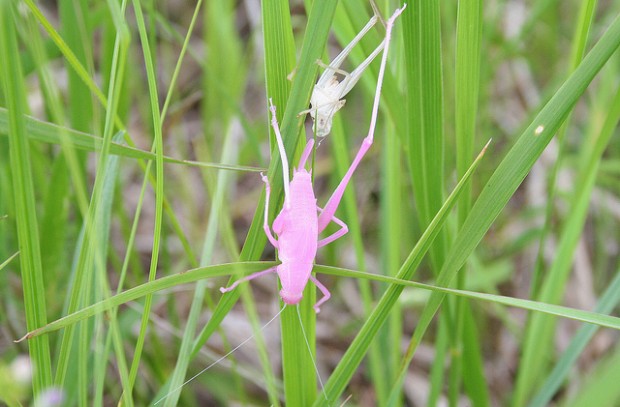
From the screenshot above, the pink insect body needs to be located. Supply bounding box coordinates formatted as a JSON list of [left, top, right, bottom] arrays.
[[272, 152, 319, 306], [220, 4, 406, 313]]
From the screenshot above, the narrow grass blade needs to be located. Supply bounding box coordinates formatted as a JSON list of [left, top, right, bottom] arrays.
[[0, 251, 19, 271], [528, 267, 620, 407], [260, 2, 308, 404], [51, 1, 130, 390], [560, 341, 620, 407], [314, 266, 620, 331], [18, 262, 277, 340], [403, 0, 448, 271], [0, 109, 262, 172], [453, 0, 488, 404], [0, 0, 53, 395], [59, 0, 94, 133], [126, 0, 165, 396]]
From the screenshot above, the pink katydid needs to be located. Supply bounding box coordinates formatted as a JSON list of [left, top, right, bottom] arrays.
[[220, 4, 406, 313]]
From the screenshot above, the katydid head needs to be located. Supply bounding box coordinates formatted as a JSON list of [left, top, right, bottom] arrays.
[[293, 168, 312, 181]]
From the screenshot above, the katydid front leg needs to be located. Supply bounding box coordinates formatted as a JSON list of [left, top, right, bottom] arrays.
[[261, 173, 279, 249]]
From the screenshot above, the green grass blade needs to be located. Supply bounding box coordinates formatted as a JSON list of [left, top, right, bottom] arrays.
[[314, 266, 620, 331], [453, 0, 488, 404], [403, 0, 447, 272], [528, 267, 620, 407], [263, 1, 320, 404], [22, 0, 108, 109], [262, 0, 296, 115], [86, 131, 129, 406], [0, 0, 53, 395], [530, 0, 597, 301], [59, 0, 94, 134], [514, 75, 620, 407], [329, 3, 402, 402], [262, 2, 301, 404], [387, 10, 620, 404], [21, 259, 620, 341], [0, 251, 19, 271], [0, 109, 262, 172], [19, 262, 277, 340], [51, 0, 129, 391], [560, 341, 620, 407], [126, 0, 165, 396], [403, 5, 452, 399]]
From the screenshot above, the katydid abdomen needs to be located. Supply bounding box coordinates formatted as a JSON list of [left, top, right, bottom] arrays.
[[273, 170, 319, 305]]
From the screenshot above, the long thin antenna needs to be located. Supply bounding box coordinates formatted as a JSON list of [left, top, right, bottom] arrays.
[[296, 306, 330, 406], [268, 98, 291, 208], [154, 306, 286, 405]]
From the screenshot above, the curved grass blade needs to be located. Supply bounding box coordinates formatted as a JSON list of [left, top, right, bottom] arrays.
[[314, 265, 620, 331], [528, 267, 620, 407], [0, 109, 262, 172], [17, 262, 278, 341]]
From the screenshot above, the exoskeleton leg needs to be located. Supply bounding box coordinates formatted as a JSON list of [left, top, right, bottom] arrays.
[[316, 13, 380, 89]]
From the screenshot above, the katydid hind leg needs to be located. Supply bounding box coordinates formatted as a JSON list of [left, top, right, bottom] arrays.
[[318, 4, 406, 232], [309, 275, 331, 313], [317, 207, 349, 247]]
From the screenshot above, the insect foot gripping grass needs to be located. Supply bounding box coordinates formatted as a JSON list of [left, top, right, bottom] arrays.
[[220, 4, 406, 313], [300, 1, 393, 138]]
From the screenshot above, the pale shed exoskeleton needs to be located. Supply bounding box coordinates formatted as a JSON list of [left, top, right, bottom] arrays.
[[300, 1, 390, 138]]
